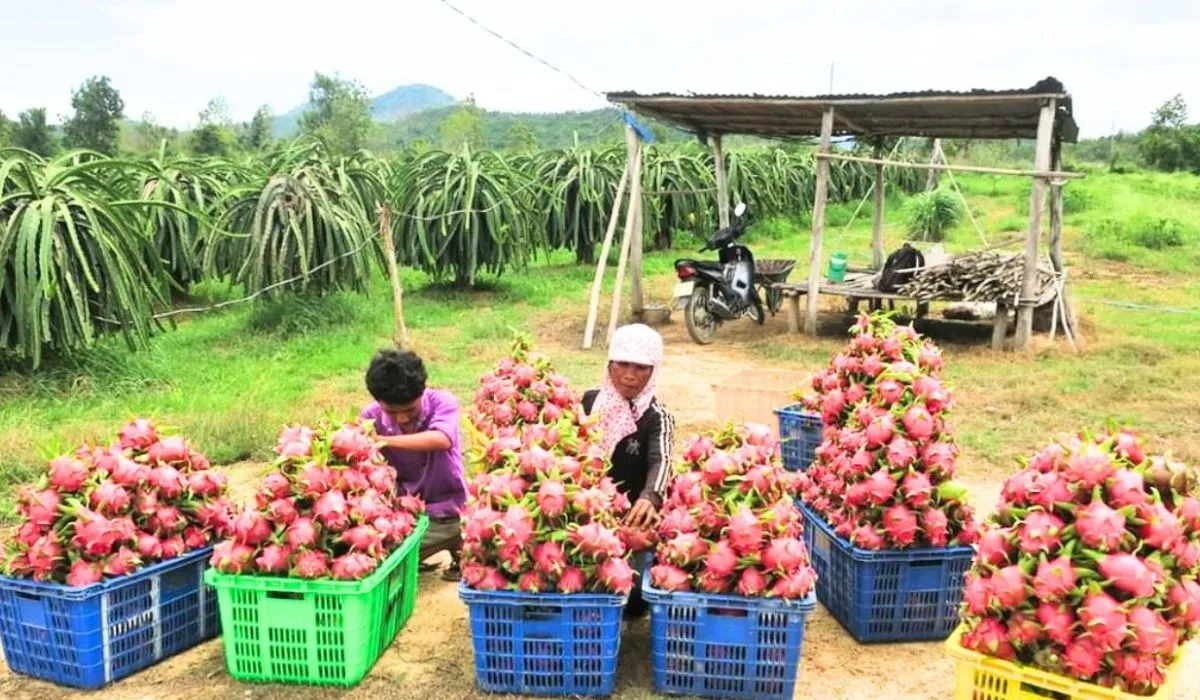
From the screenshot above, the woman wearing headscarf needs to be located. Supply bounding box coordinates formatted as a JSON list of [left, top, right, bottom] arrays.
[[582, 323, 676, 617]]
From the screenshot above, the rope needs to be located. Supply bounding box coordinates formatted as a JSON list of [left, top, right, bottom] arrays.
[[434, 0, 605, 100], [95, 176, 556, 324]]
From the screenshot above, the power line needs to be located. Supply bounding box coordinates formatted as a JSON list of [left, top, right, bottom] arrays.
[[434, 0, 605, 100]]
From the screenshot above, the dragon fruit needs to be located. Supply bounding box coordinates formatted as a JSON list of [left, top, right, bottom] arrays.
[[1032, 555, 1078, 602], [959, 426, 1198, 695], [646, 423, 816, 599], [4, 419, 232, 585], [293, 550, 331, 579], [460, 336, 633, 594]]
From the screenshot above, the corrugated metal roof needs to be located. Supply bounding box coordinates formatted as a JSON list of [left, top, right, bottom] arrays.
[[606, 77, 1078, 143]]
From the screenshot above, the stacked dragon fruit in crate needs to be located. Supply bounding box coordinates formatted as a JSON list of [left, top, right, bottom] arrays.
[[947, 428, 1200, 699], [458, 336, 635, 697], [0, 418, 230, 689], [203, 420, 429, 687], [795, 312, 981, 643], [643, 423, 818, 700]]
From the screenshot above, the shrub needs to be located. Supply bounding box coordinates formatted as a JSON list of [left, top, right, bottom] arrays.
[[903, 189, 963, 242]]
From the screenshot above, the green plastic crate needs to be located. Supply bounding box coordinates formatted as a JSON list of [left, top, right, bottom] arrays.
[[204, 515, 427, 686]]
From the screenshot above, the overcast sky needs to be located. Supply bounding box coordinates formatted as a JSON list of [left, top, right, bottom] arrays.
[[2, 0, 1196, 138]]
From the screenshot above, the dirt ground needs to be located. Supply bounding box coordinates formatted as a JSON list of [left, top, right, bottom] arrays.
[[3, 314, 1199, 699]]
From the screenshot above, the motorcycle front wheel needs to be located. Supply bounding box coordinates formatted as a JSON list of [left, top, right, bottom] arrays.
[[684, 287, 720, 345]]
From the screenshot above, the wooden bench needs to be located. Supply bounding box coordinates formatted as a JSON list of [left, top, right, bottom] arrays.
[[775, 281, 932, 334]]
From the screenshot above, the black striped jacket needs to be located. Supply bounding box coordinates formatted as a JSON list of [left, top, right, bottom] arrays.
[[582, 390, 675, 508]]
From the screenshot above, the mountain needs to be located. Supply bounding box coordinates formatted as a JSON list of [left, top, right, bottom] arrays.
[[273, 83, 456, 136]]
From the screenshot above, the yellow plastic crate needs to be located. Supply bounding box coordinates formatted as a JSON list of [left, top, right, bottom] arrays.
[[944, 625, 1186, 700]]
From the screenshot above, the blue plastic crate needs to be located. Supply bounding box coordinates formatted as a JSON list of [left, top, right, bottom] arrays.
[[799, 502, 972, 643], [642, 578, 816, 700], [0, 546, 217, 689], [458, 584, 628, 697], [775, 404, 823, 472]]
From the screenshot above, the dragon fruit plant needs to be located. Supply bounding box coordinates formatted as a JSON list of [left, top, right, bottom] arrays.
[[795, 312, 979, 549], [209, 420, 426, 581], [648, 423, 817, 599], [958, 427, 1200, 697], [459, 337, 638, 595], [3, 418, 234, 586]]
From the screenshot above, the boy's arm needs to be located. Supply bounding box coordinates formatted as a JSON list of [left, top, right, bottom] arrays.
[[379, 431, 451, 452], [379, 392, 460, 454]]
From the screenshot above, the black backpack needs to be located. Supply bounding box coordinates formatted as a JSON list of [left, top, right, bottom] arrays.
[[877, 243, 924, 293]]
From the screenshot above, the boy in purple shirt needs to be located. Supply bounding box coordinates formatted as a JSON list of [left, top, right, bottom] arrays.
[[361, 348, 466, 581]]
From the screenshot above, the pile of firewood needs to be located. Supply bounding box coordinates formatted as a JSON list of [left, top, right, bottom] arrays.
[[898, 251, 1056, 303]]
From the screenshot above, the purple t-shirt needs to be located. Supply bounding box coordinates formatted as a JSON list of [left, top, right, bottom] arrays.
[[360, 389, 467, 520]]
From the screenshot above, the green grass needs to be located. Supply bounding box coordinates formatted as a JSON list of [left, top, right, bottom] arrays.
[[2, 168, 1200, 516]]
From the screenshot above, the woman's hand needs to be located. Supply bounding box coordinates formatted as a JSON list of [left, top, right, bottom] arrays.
[[624, 497, 660, 529]]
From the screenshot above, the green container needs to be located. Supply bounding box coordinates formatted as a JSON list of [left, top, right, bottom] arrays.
[[827, 252, 848, 282], [205, 515, 428, 687]]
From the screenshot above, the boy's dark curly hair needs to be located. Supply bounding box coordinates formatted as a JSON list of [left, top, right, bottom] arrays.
[[365, 348, 427, 405]]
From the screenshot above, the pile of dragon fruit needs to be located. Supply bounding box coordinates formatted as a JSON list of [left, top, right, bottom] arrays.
[[959, 428, 1200, 696], [208, 420, 425, 580], [3, 418, 234, 587], [648, 423, 817, 599], [459, 337, 638, 595], [796, 312, 979, 550]]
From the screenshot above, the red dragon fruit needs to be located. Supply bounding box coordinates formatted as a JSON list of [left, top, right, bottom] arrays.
[[66, 559, 104, 587], [1075, 499, 1128, 551], [48, 456, 90, 492], [1095, 552, 1157, 599], [1063, 638, 1105, 680], [1017, 511, 1065, 554], [1127, 606, 1177, 656], [1032, 555, 1078, 602], [990, 565, 1029, 608], [1080, 592, 1130, 652], [255, 544, 293, 574], [597, 557, 634, 594], [962, 617, 1015, 661], [331, 552, 378, 580], [210, 540, 255, 574], [554, 567, 585, 593], [882, 505, 920, 547], [1036, 602, 1076, 646], [293, 550, 331, 579], [118, 418, 158, 450], [19, 488, 61, 528], [147, 436, 190, 465]]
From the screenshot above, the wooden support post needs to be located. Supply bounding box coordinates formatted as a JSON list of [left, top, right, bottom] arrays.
[[871, 141, 886, 270], [992, 301, 1008, 351], [713, 134, 730, 229], [581, 159, 631, 349], [1015, 99, 1056, 350], [925, 138, 943, 190], [607, 142, 644, 343], [787, 294, 800, 334], [378, 205, 409, 349], [1047, 138, 1074, 339], [627, 127, 645, 320], [805, 107, 835, 336]]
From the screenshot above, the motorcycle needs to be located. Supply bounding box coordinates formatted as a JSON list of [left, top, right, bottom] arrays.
[[672, 202, 766, 345]]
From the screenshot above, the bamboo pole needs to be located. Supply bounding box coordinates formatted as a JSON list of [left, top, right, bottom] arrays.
[[813, 152, 1083, 179], [806, 107, 835, 336], [607, 142, 644, 343], [581, 159, 631, 349], [378, 204, 409, 348], [713, 134, 730, 229], [871, 141, 885, 269], [1015, 99, 1057, 351], [628, 127, 645, 320]]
